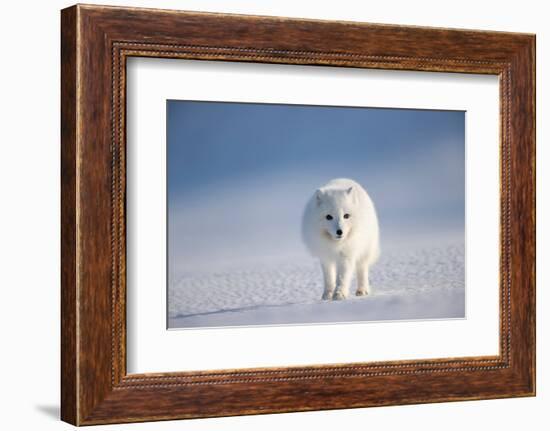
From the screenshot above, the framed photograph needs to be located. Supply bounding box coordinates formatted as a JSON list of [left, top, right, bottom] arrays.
[[61, 4, 536, 425]]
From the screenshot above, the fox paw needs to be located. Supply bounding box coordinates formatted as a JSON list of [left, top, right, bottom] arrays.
[[333, 291, 347, 300], [322, 291, 334, 300]]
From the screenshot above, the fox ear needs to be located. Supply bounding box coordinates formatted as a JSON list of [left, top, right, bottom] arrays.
[[315, 189, 324, 206], [346, 186, 358, 203]]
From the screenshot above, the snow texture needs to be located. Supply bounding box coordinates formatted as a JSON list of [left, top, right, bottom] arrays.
[[168, 240, 465, 329]]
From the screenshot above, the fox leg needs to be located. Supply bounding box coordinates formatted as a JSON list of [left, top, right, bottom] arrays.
[[321, 261, 336, 300], [333, 261, 354, 300], [356, 261, 370, 296]]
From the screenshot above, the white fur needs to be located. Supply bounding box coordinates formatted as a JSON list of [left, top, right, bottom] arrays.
[[302, 178, 380, 300]]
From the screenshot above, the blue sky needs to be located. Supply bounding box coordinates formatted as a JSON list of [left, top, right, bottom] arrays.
[[167, 100, 465, 268]]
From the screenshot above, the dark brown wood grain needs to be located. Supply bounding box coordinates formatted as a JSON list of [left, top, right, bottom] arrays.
[[60, 5, 78, 425], [61, 4, 536, 425]]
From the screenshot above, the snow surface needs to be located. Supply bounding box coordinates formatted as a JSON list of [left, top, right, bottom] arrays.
[[168, 239, 465, 329]]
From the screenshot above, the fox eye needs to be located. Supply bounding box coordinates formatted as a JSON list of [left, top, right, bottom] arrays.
[[326, 214, 333, 220], [344, 213, 350, 219]]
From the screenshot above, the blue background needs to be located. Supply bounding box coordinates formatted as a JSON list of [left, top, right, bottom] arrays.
[[167, 101, 465, 270]]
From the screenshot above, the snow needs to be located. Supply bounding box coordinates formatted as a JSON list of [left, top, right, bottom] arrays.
[[168, 239, 465, 329]]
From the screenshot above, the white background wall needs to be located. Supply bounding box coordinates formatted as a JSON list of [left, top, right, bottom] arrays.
[[0, 0, 546, 429]]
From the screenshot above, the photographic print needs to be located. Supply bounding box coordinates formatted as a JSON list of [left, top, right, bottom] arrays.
[[167, 101, 465, 329]]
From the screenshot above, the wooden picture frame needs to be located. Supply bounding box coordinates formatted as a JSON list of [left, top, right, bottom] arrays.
[[61, 4, 535, 425]]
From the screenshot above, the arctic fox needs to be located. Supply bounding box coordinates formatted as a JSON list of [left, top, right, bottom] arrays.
[[302, 178, 380, 300]]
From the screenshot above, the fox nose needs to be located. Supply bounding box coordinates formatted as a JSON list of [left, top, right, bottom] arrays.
[[336, 229, 343, 236]]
